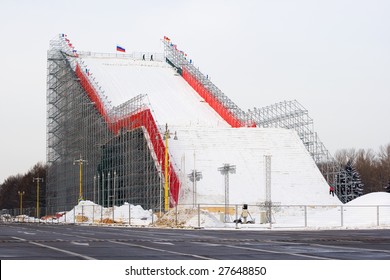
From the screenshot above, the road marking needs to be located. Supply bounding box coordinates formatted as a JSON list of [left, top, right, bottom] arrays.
[[12, 237, 96, 260], [153, 242, 174, 245], [191, 242, 221, 247], [221, 243, 335, 260], [312, 243, 390, 254], [71, 241, 90, 246], [109, 240, 215, 260], [17, 231, 36, 235], [267, 239, 390, 255]]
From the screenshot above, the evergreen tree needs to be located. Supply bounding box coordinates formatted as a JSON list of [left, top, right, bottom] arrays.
[[335, 160, 364, 203], [384, 179, 390, 193]]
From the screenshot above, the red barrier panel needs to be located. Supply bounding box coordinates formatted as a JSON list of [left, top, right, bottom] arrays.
[[182, 68, 244, 128], [75, 63, 180, 205]]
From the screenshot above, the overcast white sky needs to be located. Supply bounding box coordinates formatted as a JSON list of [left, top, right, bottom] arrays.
[[0, 0, 389, 183]]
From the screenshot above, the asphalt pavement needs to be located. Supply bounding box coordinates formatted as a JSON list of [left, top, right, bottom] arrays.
[[1, 223, 390, 260]]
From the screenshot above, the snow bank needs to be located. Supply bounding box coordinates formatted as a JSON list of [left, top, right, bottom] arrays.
[[57, 200, 155, 225], [347, 192, 390, 206]]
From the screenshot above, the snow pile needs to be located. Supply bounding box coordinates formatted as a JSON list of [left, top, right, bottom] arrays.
[[57, 200, 155, 226], [346, 192, 390, 205]]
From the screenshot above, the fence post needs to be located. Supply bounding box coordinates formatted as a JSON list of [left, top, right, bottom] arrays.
[[175, 204, 178, 226], [235, 204, 238, 229], [129, 204, 132, 226], [101, 205, 103, 224], [112, 205, 115, 224], [304, 205, 307, 228], [340, 205, 344, 227], [197, 204, 201, 229], [377, 206, 380, 227]]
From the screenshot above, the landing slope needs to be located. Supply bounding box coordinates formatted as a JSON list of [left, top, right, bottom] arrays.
[[170, 126, 339, 206]]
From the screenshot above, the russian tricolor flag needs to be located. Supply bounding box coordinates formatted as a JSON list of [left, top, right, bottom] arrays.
[[116, 45, 126, 52]]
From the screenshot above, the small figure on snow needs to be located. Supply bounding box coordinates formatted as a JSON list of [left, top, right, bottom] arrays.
[[142, 54, 145, 60], [150, 54, 153, 61], [329, 186, 335, 196]]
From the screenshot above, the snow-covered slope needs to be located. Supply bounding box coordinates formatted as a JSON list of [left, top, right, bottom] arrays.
[[81, 56, 229, 128], [170, 126, 339, 205], [79, 53, 339, 206]]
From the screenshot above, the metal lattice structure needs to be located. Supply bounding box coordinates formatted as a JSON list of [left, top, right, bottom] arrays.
[[248, 100, 340, 186], [218, 163, 236, 222], [264, 155, 272, 223], [46, 35, 169, 214]]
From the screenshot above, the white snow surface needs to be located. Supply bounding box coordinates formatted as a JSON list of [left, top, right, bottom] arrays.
[[170, 126, 339, 206], [346, 192, 390, 205], [80, 57, 229, 128], [78, 53, 338, 206]]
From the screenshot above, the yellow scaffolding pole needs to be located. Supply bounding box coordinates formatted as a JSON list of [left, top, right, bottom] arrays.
[[74, 155, 87, 202], [164, 126, 169, 212], [33, 177, 43, 218]]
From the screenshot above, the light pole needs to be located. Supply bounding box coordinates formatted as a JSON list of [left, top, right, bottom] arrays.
[[97, 173, 100, 206], [113, 170, 117, 206], [188, 152, 203, 208], [163, 123, 178, 212], [74, 154, 88, 202], [159, 159, 163, 215], [93, 175, 96, 203], [264, 155, 272, 224], [33, 177, 44, 218], [188, 169, 202, 208], [218, 163, 236, 222], [108, 172, 111, 207], [102, 172, 105, 207], [18, 191, 25, 216]]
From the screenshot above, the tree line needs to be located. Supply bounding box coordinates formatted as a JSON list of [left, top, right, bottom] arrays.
[[334, 143, 390, 194], [0, 163, 47, 211]]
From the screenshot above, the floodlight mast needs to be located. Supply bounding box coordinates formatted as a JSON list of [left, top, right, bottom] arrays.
[[18, 191, 25, 216], [264, 155, 272, 224], [74, 154, 88, 202], [218, 163, 236, 223], [33, 177, 44, 218]]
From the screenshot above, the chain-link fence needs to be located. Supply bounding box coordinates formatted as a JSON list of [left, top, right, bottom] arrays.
[[2, 204, 390, 229]]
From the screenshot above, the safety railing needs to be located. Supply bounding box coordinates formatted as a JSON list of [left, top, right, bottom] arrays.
[[2, 204, 390, 230]]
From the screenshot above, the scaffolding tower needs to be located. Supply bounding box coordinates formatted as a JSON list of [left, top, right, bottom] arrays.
[[247, 100, 340, 187], [46, 35, 168, 214]]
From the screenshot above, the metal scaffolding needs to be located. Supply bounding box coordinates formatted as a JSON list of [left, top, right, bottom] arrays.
[[46, 35, 166, 214], [162, 38, 252, 127], [46, 35, 345, 214], [248, 100, 340, 187]]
